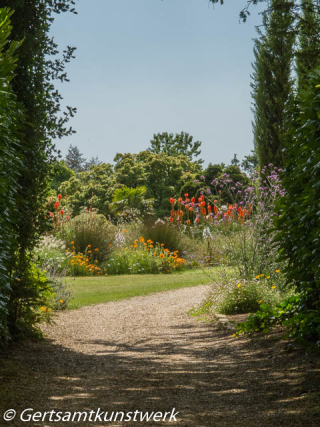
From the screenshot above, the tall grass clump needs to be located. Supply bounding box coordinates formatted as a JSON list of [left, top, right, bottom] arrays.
[[59, 212, 116, 261]]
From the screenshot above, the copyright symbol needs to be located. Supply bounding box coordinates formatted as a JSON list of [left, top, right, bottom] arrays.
[[3, 409, 16, 422]]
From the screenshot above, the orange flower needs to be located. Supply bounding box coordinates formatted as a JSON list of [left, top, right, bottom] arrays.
[[169, 216, 174, 223], [60, 209, 64, 216], [88, 244, 91, 248], [94, 248, 99, 251], [123, 229, 127, 233], [54, 201, 60, 209], [57, 194, 62, 200]]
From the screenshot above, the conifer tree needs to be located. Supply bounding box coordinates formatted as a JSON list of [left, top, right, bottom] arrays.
[[251, 0, 295, 168], [296, 0, 320, 88]]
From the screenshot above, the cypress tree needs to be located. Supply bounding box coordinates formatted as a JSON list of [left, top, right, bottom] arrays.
[[296, 0, 320, 88], [251, 0, 295, 168]]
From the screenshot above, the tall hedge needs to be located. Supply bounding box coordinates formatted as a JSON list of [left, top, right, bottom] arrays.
[[275, 69, 320, 340], [0, 0, 76, 340], [0, 8, 24, 338]]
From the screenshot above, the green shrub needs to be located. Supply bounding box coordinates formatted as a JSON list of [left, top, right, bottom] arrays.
[[101, 238, 189, 275], [126, 220, 196, 260], [59, 212, 116, 261], [209, 276, 285, 315], [236, 295, 320, 351], [8, 264, 54, 338]]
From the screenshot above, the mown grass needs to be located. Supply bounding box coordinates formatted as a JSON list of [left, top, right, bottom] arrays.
[[65, 267, 220, 310]]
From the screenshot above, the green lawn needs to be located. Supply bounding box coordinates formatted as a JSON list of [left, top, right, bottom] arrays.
[[65, 267, 219, 309]]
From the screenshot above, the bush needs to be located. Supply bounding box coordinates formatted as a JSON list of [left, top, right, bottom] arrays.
[[8, 264, 54, 338], [59, 212, 116, 261], [208, 273, 286, 315], [126, 220, 197, 261], [100, 237, 189, 275]]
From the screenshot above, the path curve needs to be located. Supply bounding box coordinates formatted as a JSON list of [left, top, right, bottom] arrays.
[[1, 284, 319, 426]]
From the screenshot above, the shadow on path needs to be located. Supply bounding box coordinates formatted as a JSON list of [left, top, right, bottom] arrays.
[[0, 319, 319, 426]]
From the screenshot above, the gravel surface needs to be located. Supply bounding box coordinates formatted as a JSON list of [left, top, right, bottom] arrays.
[[1, 284, 319, 426]]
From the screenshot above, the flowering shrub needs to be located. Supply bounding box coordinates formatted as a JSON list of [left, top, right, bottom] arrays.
[[101, 237, 188, 275], [67, 243, 108, 276]]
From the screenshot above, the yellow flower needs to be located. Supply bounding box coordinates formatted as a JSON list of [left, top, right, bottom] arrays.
[[275, 269, 280, 273], [159, 254, 165, 258], [65, 249, 69, 252], [17, 278, 21, 282], [237, 283, 241, 288], [266, 276, 270, 279], [71, 241, 74, 244], [259, 300, 263, 304], [59, 299, 64, 303], [260, 274, 264, 277], [272, 285, 276, 289], [40, 307, 46, 312], [256, 275, 260, 279]]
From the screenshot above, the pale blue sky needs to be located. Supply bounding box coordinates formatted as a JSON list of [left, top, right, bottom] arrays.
[[51, 0, 265, 167]]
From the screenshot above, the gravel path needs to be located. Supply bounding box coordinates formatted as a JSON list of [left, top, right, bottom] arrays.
[[1, 284, 319, 426]]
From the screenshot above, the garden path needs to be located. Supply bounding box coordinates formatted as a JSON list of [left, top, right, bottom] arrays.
[[1, 284, 319, 426]]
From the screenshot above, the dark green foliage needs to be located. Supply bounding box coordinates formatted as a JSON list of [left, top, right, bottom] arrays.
[[296, 0, 320, 88], [50, 160, 75, 192], [148, 131, 203, 164], [275, 70, 320, 319], [236, 296, 320, 350], [203, 163, 223, 184], [251, 0, 295, 168], [0, 0, 77, 340], [0, 8, 24, 339]]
